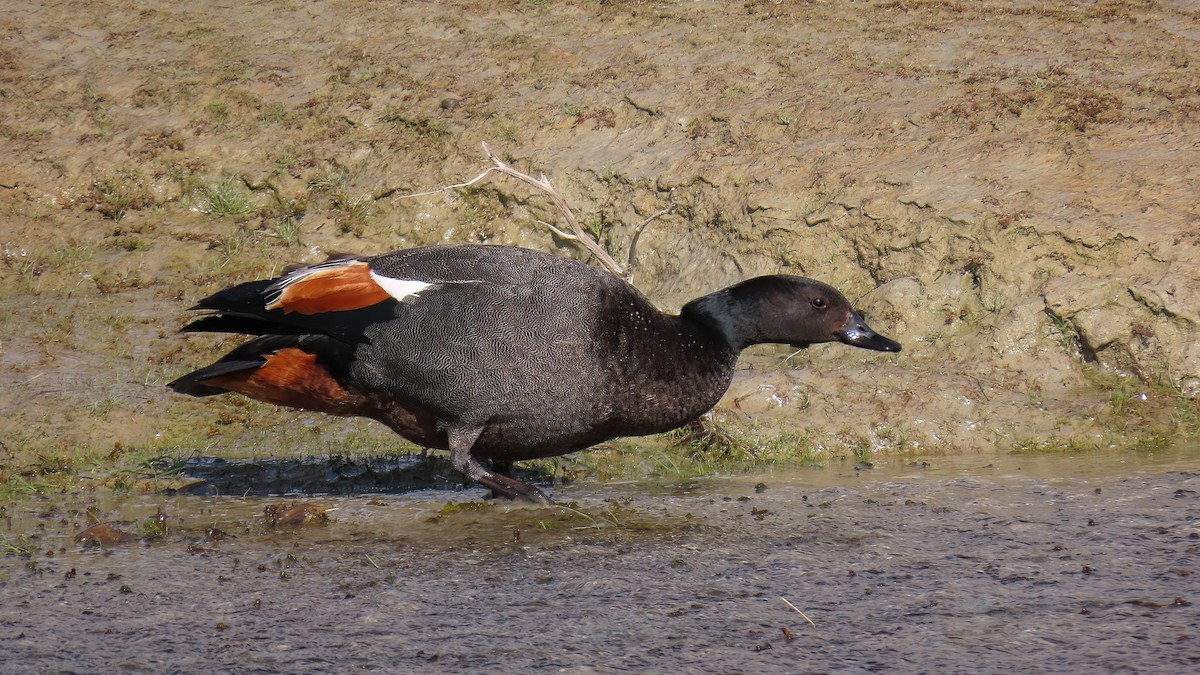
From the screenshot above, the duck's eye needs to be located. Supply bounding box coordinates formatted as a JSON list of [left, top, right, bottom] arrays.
[[811, 297, 826, 309]]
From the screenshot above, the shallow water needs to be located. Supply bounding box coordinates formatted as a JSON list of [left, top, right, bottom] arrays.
[[2, 447, 1198, 673]]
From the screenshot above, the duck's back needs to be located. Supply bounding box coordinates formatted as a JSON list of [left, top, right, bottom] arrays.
[[369, 244, 588, 286], [351, 245, 737, 460]]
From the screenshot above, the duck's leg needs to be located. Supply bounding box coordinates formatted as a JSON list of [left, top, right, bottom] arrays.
[[446, 425, 551, 505], [487, 458, 515, 501]]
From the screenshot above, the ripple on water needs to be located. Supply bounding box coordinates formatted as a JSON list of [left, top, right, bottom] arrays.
[[1, 445, 1198, 673]]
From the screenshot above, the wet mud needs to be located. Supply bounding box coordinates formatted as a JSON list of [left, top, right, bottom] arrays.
[[2, 449, 1198, 673], [177, 455, 464, 496], [176, 455, 560, 497]]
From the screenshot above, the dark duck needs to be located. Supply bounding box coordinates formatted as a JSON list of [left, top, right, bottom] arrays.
[[169, 244, 901, 503]]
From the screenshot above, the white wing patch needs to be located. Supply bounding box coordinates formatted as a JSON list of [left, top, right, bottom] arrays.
[[369, 271, 433, 302]]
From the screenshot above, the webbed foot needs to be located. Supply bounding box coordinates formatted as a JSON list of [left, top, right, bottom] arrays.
[[447, 425, 552, 505]]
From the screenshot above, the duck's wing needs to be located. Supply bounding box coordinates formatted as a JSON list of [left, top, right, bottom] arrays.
[[175, 245, 622, 417], [170, 253, 439, 410], [180, 245, 606, 341], [367, 244, 597, 287], [180, 256, 431, 342]]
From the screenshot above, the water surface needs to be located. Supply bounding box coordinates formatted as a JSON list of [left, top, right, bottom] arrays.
[[2, 447, 1197, 673]]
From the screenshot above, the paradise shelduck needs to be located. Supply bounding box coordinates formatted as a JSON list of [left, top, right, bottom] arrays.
[[169, 244, 900, 502]]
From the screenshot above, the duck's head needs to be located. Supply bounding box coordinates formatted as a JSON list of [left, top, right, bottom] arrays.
[[682, 275, 902, 353]]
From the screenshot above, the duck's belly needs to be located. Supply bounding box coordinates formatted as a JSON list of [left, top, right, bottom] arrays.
[[470, 414, 669, 461], [371, 396, 697, 462]]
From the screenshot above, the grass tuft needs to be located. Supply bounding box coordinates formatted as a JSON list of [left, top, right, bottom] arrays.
[[199, 180, 255, 216]]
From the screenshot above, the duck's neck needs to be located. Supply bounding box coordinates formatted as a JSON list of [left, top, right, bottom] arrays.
[[680, 288, 758, 350], [600, 303, 741, 435]]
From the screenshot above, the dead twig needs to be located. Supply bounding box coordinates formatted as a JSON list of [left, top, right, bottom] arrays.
[[628, 205, 674, 274], [480, 142, 625, 277], [781, 596, 817, 627], [380, 166, 499, 201], [389, 142, 666, 280]]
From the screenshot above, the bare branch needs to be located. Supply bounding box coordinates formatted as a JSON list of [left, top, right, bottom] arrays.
[[481, 142, 626, 277], [536, 220, 579, 241], [380, 167, 499, 201], [627, 205, 675, 274], [388, 142, 665, 281]]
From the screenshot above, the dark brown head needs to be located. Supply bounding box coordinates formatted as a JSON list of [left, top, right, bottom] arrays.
[[682, 275, 901, 353]]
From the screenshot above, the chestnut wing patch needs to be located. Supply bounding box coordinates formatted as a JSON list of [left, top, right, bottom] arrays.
[[265, 259, 431, 315], [196, 347, 362, 414]]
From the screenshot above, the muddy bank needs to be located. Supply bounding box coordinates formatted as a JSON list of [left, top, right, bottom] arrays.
[[1, 1, 1198, 471], [2, 450, 1198, 673]]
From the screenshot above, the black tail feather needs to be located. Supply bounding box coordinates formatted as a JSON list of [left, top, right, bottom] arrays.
[[189, 278, 277, 313], [172, 268, 393, 396], [180, 314, 309, 336], [168, 359, 266, 396]]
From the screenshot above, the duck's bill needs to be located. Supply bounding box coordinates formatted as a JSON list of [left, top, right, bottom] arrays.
[[837, 311, 902, 352]]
